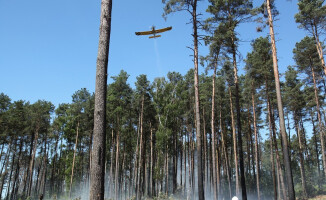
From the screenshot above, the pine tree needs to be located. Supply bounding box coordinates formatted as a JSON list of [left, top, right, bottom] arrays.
[[295, 0, 326, 76], [283, 66, 308, 198], [162, 1, 204, 199], [264, 0, 296, 199], [293, 36, 326, 178], [206, 0, 253, 198], [90, 0, 112, 199]]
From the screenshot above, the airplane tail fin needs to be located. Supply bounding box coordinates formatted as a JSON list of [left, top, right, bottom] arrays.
[[149, 35, 161, 39]]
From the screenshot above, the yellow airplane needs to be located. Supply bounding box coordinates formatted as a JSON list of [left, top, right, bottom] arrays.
[[135, 26, 172, 39]]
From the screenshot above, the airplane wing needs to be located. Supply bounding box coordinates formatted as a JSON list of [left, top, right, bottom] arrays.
[[153, 26, 172, 34], [135, 26, 172, 36], [135, 30, 153, 36]]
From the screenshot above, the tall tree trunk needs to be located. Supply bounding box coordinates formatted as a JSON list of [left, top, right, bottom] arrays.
[[141, 102, 147, 198], [36, 135, 48, 198], [27, 126, 40, 198], [246, 118, 251, 177], [115, 120, 120, 200], [22, 130, 35, 197], [121, 150, 126, 200], [208, 131, 213, 196], [266, 0, 295, 199], [311, 111, 321, 187], [5, 160, 14, 200], [35, 157, 42, 196], [42, 137, 49, 197], [211, 61, 218, 200], [216, 145, 221, 199], [173, 124, 177, 194], [265, 81, 287, 200], [286, 113, 292, 162], [109, 129, 115, 198], [10, 139, 22, 200], [0, 141, 12, 200], [207, 130, 210, 195], [58, 137, 64, 198], [187, 124, 192, 199], [133, 113, 140, 196], [50, 132, 59, 197], [144, 152, 148, 196], [184, 132, 187, 196], [150, 125, 153, 197], [136, 96, 144, 200], [36, 137, 47, 197], [191, 128, 195, 198], [0, 143, 4, 161], [249, 117, 255, 181], [192, 0, 204, 199], [231, 36, 247, 200], [88, 129, 93, 186], [294, 117, 307, 198], [271, 105, 287, 200], [180, 131, 183, 190], [70, 121, 80, 198], [220, 107, 231, 199], [6, 139, 17, 200], [228, 87, 239, 196], [202, 108, 207, 193], [267, 105, 277, 200], [251, 86, 260, 200], [165, 148, 169, 194], [311, 23, 326, 76], [89, 0, 112, 199], [311, 65, 326, 178]]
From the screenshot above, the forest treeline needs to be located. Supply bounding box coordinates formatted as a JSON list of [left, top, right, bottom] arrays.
[[1, 0, 326, 199]]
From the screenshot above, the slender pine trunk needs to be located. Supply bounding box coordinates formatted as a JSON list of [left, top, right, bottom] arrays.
[[192, 0, 204, 198], [133, 113, 140, 196], [109, 130, 115, 198], [311, 65, 326, 178], [136, 96, 144, 200], [0, 141, 12, 200], [70, 121, 79, 198], [202, 108, 207, 193], [294, 117, 307, 198], [27, 126, 40, 198], [150, 126, 153, 197], [265, 81, 287, 200], [228, 87, 239, 197], [251, 85, 260, 200], [10, 139, 22, 200], [89, 0, 112, 199], [220, 106, 231, 200], [271, 106, 287, 200], [311, 111, 321, 188], [266, 0, 295, 198], [267, 104, 277, 200], [311, 23, 326, 76], [211, 62, 218, 200], [115, 119, 120, 200], [50, 132, 59, 197]]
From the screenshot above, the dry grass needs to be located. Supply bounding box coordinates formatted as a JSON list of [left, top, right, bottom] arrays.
[[309, 195, 326, 200]]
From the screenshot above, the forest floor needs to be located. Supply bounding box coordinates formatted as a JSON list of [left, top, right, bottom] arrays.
[[308, 195, 326, 200]]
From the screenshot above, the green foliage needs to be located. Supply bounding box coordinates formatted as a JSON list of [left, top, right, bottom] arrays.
[[206, 0, 253, 53], [293, 36, 323, 83], [295, 0, 326, 33], [245, 37, 273, 82], [283, 65, 306, 115], [153, 192, 169, 200], [162, 0, 193, 17]]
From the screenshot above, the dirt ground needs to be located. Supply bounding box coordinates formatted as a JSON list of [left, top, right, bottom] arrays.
[[309, 195, 326, 200]]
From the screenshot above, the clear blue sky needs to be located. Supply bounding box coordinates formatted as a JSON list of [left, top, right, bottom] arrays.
[[0, 0, 307, 107]]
